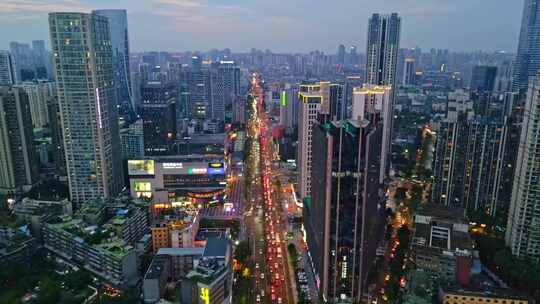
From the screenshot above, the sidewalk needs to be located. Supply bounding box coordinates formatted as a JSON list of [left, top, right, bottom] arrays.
[[286, 241, 299, 304]]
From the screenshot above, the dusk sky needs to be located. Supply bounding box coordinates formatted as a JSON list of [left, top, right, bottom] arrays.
[[0, 0, 525, 53]]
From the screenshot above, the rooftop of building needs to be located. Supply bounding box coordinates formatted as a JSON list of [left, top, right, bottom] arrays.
[[186, 257, 228, 285], [414, 204, 467, 222], [95, 241, 134, 259], [47, 216, 134, 257], [145, 254, 169, 280], [152, 208, 195, 227], [353, 85, 392, 94], [44, 198, 146, 255], [0, 213, 23, 229], [203, 237, 229, 258], [157, 247, 205, 257], [175, 133, 227, 145], [412, 205, 472, 252]]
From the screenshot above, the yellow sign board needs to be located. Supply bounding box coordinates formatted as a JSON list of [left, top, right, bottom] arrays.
[[200, 287, 210, 304]]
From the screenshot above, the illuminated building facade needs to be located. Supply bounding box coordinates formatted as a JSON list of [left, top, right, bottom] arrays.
[[432, 90, 474, 207], [128, 155, 226, 205], [431, 90, 514, 217], [49, 12, 123, 203]]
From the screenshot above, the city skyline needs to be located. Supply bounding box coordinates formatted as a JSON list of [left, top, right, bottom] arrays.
[[0, 0, 524, 53]]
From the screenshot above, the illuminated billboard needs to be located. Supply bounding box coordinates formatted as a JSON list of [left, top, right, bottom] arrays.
[[163, 162, 183, 169], [133, 182, 152, 198], [188, 168, 207, 174], [187, 189, 224, 199], [208, 162, 224, 168], [208, 168, 225, 175], [280, 91, 287, 107], [128, 160, 155, 175], [200, 288, 210, 304]]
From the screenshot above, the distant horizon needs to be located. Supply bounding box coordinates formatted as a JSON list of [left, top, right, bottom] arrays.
[[0, 42, 519, 56], [0, 0, 524, 54]]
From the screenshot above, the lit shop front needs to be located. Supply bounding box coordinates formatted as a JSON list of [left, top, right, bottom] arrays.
[[128, 157, 227, 206]]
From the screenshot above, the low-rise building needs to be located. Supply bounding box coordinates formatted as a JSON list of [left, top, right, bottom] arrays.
[[43, 216, 138, 288], [0, 219, 37, 264], [143, 237, 231, 304], [181, 237, 232, 304], [150, 209, 199, 253], [12, 197, 72, 240], [411, 206, 473, 283], [439, 286, 531, 304], [42, 198, 149, 288]]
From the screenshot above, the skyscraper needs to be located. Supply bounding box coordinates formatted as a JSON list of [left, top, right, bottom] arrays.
[[470, 65, 497, 92], [93, 10, 133, 115], [513, 0, 540, 92], [47, 96, 66, 177], [306, 119, 384, 302], [297, 85, 323, 200], [337, 44, 346, 65], [352, 85, 392, 183], [139, 81, 177, 155], [366, 13, 401, 87], [0, 50, 16, 86], [120, 119, 145, 160], [49, 12, 123, 203], [9, 42, 31, 82], [402, 57, 415, 86], [432, 90, 474, 207], [211, 61, 240, 121], [17, 80, 55, 128], [279, 85, 299, 131], [366, 13, 400, 180], [506, 76, 540, 259], [0, 87, 39, 194], [31, 40, 50, 79]]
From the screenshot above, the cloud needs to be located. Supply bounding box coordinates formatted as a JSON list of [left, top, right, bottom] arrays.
[[151, 0, 262, 33], [0, 0, 90, 21]]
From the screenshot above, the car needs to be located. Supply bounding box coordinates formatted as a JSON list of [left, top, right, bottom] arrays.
[[256, 295, 261, 302], [255, 263, 259, 269], [260, 273, 265, 279]]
